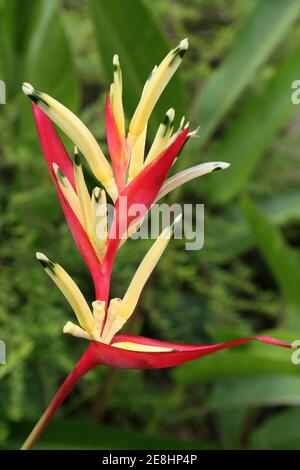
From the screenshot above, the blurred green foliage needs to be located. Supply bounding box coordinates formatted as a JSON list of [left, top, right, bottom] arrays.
[[1, 0, 300, 450]]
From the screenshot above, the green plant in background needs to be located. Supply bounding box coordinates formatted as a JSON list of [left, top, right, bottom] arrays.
[[1, 0, 300, 450]]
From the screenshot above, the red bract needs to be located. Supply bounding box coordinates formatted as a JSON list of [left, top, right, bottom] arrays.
[[105, 96, 128, 193], [86, 334, 291, 369], [32, 104, 104, 295], [33, 104, 75, 187], [104, 127, 189, 271], [20, 333, 292, 450]]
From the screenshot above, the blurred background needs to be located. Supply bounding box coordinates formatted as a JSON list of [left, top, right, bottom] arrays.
[[1, 0, 300, 450]]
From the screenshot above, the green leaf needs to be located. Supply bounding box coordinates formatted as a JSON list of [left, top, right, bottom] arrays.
[[23, 0, 80, 109], [6, 418, 219, 450], [206, 375, 300, 411], [250, 408, 300, 449], [192, 0, 300, 147], [0, 342, 33, 380], [0, 0, 79, 109], [205, 189, 300, 263], [0, 0, 40, 94], [241, 196, 300, 328], [90, 0, 186, 133], [217, 410, 247, 449], [204, 43, 300, 204], [173, 330, 297, 385]]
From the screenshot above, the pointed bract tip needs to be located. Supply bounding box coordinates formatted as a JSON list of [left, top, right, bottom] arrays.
[[113, 54, 119, 66], [22, 82, 34, 96]]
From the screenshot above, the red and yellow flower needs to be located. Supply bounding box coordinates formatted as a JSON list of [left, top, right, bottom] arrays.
[[21, 39, 290, 450]]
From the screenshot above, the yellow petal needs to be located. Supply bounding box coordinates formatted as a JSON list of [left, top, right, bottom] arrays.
[[128, 39, 188, 147], [92, 300, 106, 330], [91, 187, 108, 259], [52, 163, 85, 227], [120, 215, 145, 246], [111, 54, 125, 137], [73, 148, 93, 236], [36, 252, 99, 340], [101, 298, 125, 344], [118, 215, 182, 321], [63, 321, 91, 340], [144, 108, 175, 166], [127, 124, 147, 181], [101, 214, 182, 344]]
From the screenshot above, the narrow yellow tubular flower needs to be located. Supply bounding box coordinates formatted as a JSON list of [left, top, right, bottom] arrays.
[[101, 214, 182, 343], [36, 252, 99, 340], [92, 300, 106, 330], [127, 65, 161, 184], [157, 162, 230, 201], [73, 147, 93, 237], [119, 213, 182, 320], [127, 124, 147, 181], [110, 54, 125, 137], [101, 298, 125, 344], [128, 39, 188, 147], [144, 108, 175, 166], [127, 65, 158, 181], [52, 163, 85, 227], [22, 83, 118, 201], [91, 187, 108, 259], [63, 321, 91, 340]]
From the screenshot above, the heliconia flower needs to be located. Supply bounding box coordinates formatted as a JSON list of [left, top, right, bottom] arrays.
[[20, 40, 292, 450]]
